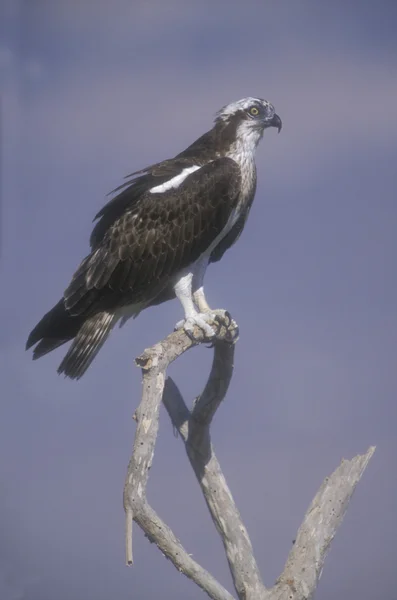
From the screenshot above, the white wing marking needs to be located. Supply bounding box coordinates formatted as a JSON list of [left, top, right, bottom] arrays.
[[149, 165, 202, 194]]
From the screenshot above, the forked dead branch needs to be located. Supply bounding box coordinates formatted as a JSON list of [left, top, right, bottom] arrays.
[[123, 316, 375, 600]]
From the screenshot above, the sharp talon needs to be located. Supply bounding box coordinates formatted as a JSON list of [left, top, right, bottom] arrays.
[[213, 315, 223, 334], [185, 329, 198, 342], [174, 319, 184, 331], [226, 324, 239, 344], [224, 311, 232, 327]]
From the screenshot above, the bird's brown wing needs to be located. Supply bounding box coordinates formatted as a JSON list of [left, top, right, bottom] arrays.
[[64, 157, 241, 315]]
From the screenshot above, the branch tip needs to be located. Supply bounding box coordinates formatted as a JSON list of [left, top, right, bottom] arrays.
[[135, 352, 152, 370]]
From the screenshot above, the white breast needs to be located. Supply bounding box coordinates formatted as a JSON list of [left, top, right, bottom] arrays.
[[226, 119, 260, 201]]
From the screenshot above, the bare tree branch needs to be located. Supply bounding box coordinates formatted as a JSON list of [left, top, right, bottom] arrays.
[[135, 502, 235, 600], [123, 327, 201, 565], [271, 445, 376, 600], [164, 374, 375, 600], [123, 318, 238, 600], [163, 370, 266, 599], [123, 318, 375, 600]]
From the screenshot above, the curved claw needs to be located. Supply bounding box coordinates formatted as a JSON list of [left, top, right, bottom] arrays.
[[174, 319, 185, 332], [212, 315, 224, 335], [184, 328, 203, 343], [223, 311, 232, 327], [225, 324, 239, 344]]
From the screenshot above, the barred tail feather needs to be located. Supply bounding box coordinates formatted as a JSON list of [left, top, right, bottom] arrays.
[[57, 311, 117, 380]]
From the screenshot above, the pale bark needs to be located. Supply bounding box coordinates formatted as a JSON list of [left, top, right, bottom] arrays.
[[123, 318, 375, 600]]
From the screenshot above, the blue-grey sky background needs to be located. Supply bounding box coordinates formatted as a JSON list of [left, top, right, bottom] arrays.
[[1, 1, 396, 598]]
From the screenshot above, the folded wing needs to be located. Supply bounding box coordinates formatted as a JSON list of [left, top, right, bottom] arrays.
[[65, 157, 241, 316]]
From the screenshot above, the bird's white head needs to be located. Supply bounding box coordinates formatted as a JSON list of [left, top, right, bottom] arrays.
[[215, 96, 282, 152]]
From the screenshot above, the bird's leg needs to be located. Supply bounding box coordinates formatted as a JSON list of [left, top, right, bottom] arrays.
[[192, 258, 215, 314], [192, 285, 212, 313], [193, 286, 230, 326], [174, 272, 217, 339], [192, 262, 232, 328], [192, 284, 238, 343]]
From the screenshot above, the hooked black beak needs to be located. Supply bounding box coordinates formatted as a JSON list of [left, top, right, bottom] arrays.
[[269, 113, 282, 133]]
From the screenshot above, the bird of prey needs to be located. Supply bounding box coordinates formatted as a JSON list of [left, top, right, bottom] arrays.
[[26, 97, 282, 380]]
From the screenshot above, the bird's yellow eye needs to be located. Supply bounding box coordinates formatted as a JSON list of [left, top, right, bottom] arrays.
[[249, 106, 259, 116]]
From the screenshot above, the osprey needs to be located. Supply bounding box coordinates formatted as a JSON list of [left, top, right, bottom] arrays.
[[26, 97, 282, 379]]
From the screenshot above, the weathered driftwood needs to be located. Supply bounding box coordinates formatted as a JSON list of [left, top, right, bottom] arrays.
[[123, 317, 375, 600]]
